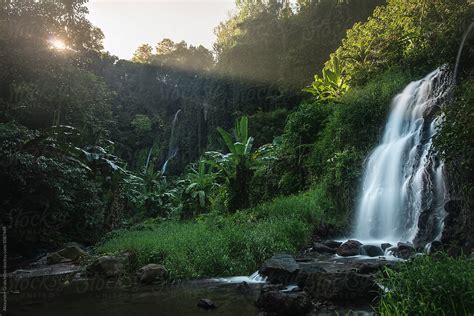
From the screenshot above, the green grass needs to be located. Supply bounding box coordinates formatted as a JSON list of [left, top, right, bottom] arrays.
[[96, 189, 342, 280], [377, 254, 474, 315]]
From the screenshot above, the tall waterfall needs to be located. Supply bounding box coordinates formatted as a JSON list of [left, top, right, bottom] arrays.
[[161, 109, 181, 175], [354, 68, 452, 244]]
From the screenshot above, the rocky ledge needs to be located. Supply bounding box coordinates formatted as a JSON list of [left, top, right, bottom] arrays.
[[255, 252, 395, 315], [254, 237, 449, 315], [8, 243, 169, 297]]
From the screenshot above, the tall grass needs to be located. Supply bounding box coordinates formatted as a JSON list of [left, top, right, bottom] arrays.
[[377, 254, 474, 315], [96, 189, 341, 279]]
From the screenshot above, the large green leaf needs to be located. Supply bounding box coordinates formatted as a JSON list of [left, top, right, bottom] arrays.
[[238, 116, 249, 143], [217, 127, 236, 153], [244, 137, 254, 155]]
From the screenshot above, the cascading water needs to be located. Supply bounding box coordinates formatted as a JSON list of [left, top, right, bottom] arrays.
[[161, 109, 181, 175], [353, 68, 452, 245]]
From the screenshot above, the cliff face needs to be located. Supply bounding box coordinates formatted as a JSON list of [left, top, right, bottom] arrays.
[[441, 169, 474, 254]]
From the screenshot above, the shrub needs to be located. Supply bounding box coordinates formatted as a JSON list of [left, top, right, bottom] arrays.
[[0, 123, 106, 249], [377, 254, 474, 315]]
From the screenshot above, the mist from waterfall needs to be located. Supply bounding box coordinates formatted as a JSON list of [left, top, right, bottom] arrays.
[[353, 68, 452, 244]]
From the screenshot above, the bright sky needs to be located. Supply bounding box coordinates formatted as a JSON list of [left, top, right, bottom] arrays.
[[87, 0, 236, 60]]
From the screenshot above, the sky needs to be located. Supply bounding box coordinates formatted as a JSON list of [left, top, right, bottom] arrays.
[[87, 0, 237, 60]]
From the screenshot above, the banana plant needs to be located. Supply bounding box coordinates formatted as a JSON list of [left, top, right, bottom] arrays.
[[206, 116, 255, 211], [216, 116, 254, 166], [183, 159, 220, 209], [303, 55, 349, 101]]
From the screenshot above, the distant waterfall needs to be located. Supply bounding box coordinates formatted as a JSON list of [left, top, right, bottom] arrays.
[[161, 109, 181, 175], [354, 68, 452, 244]]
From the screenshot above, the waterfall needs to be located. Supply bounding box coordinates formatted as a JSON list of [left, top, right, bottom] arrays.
[[161, 109, 181, 175], [353, 68, 452, 244]]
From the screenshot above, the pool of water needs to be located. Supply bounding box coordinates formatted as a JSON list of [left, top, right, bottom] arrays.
[[9, 279, 263, 316]]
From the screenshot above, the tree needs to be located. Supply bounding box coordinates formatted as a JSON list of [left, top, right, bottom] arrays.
[[331, 0, 472, 84], [132, 44, 153, 64]]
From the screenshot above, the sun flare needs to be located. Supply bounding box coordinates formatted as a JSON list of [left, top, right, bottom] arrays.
[[49, 38, 67, 50]]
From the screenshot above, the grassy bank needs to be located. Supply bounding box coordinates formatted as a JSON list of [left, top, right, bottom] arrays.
[[378, 254, 474, 315], [96, 188, 343, 279]]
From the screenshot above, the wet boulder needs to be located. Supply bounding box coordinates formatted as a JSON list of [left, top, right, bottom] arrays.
[[360, 245, 384, 257], [259, 254, 299, 285], [336, 240, 362, 256], [392, 242, 416, 259], [137, 264, 167, 284], [304, 271, 378, 302], [87, 256, 124, 278], [197, 298, 216, 309], [237, 281, 251, 293], [381, 243, 393, 251], [312, 242, 336, 254], [255, 289, 312, 316], [46, 252, 69, 265], [58, 246, 88, 261], [322, 240, 343, 249], [296, 264, 327, 289]]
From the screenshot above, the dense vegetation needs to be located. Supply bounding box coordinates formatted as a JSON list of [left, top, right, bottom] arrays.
[[1, 0, 473, 313], [97, 189, 340, 279], [378, 254, 474, 315]]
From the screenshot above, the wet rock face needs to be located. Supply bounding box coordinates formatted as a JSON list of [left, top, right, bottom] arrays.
[[296, 265, 327, 289], [360, 245, 384, 257], [255, 288, 312, 316], [312, 242, 336, 254], [259, 254, 299, 285], [392, 242, 416, 259], [304, 271, 378, 302], [336, 240, 362, 256], [426, 240, 443, 255], [441, 199, 473, 253], [137, 264, 167, 284], [87, 256, 124, 278]]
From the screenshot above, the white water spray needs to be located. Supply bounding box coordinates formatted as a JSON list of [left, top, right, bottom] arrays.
[[353, 68, 452, 244]]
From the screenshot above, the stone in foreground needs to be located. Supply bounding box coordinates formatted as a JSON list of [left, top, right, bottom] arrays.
[[137, 264, 167, 284], [336, 240, 362, 256], [58, 245, 88, 261], [197, 298, 216, 309], [87, 256, 124, 278], [259, 254, 299, 285], [392, 242, 416, 259], [304, 271, 378, 302], [256, 289, 312, 316], [360, 245, 384, 257]]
